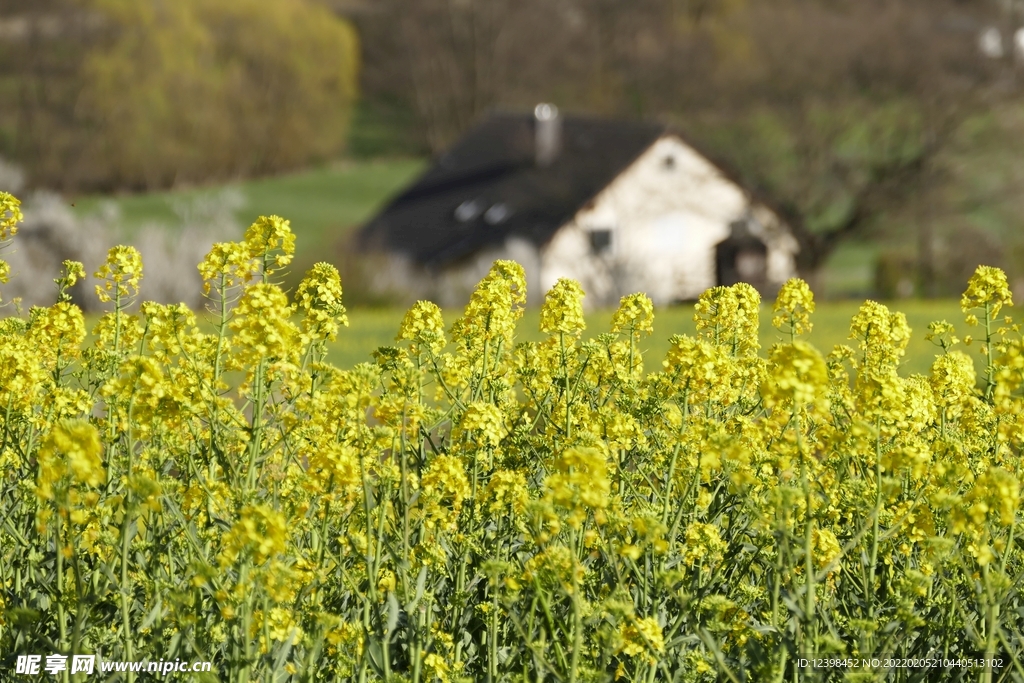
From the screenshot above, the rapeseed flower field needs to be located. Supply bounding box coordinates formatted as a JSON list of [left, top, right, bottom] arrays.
[[1, 191, 1022, 682]]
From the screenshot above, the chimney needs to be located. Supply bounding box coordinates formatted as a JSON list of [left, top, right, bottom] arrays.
[[534, 103, 561, 167]]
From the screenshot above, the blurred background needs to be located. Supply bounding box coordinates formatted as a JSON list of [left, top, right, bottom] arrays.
[[1, 0, 1024, 313]]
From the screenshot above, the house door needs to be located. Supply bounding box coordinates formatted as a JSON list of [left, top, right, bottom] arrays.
[[715, 221, 768, 290]]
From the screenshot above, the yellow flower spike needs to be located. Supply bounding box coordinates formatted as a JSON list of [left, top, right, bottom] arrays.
[[682, 522, 727, 568], [94, 245, 143, 303], [611, 292, 654, 337], [0, 191, 22, 241], [925, 320, 960, 352], [62, 260, 85, 288], [198, 241, 260, 294], [961, 265, 1012, 318], [454, 402, 507, 450], [295, 262, 348, 343], [36, 420, 104, 500], [618, 616, 665, 660], [540, 277, 586, 336], [229, 283, 299, 366], [544, 446, 611, 524], [422, 653, 453, 683], [484, 469, 529, 518], [397, 300, 446, 354], [244, 215, 296, 279], [930, 351, 976, 416], [219, 504, 288, 567], [813, 528, 842, 573], [695, 283, 760, 355], [849, 300, 911, 369], [663, 335, 741, 406], [451, 259, 526, 350], [763, 341, 828, 410], [772, 277, 815, 338], [420, 454, 471, 531], [27, 301, 87, 368]]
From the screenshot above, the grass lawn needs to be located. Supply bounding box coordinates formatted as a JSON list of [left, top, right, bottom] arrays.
[[72, 158, 425, 277], [327, 299, 969, 376]]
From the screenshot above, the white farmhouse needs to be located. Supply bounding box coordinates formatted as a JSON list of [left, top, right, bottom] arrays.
[[355, 105, 798, 307]]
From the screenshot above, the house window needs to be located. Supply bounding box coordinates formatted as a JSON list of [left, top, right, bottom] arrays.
[[588, 229, 612, 254], [484, 203, 511, 225], [662, 155, 675, 170], [455, 199, 483, 222]]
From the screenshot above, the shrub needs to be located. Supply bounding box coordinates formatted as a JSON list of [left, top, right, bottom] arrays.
[[0, 191, 1022, 681], [1, 0, 358, 190]]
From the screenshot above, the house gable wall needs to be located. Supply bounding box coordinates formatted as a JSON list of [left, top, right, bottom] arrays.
[[540, 135, 796, 306]]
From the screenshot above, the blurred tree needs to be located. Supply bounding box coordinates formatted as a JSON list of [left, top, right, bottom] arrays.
[[0, 0, 358, 190], [353, 0, 1006, 279]]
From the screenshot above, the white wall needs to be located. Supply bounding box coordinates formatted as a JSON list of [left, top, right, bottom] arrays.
[[540, 135, 797, 307]]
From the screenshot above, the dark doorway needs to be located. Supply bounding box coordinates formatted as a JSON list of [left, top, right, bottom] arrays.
[[716, 220, 768, 291]]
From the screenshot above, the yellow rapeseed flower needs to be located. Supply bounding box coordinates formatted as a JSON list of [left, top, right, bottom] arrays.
[[451, 260, 526, 350], [295, 262, 348, 342], [454, 402, 506, 450], [198, 241, 259, 294], [540, 277, 586, 336], [484, 469, 529, 518], [94, 245, 143, 303], [611, 292, 654, 337], [245, 215, 296, 278], [618, 616, 665, 660], [36, 420, 104, 500], [397, 300, 446, 354], [763, 341, 828, 410], [420, 454, 472, 530], [219, 504, 289, 567], [0, 191, 22, 241], [695, 283, 760, 355], [961, 265, 1012, 317], [229, 283, 299, 366], [773, 277, 815, 338]]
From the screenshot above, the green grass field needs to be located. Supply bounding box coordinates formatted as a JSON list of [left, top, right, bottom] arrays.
[[326, 299, 969, 376], [72, 158, 426, 275]]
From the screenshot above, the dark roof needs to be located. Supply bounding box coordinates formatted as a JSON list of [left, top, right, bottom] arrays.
[[356, 112, 666, 268]]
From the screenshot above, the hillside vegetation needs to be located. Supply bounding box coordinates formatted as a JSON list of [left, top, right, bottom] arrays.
[[0, 0, 359, 191]]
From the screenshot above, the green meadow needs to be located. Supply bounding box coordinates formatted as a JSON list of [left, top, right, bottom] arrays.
[[326, 300, 968, 376], [72, 158, 426, 275]]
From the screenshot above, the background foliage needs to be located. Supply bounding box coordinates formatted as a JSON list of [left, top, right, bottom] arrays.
[[0, 0, 358, 191]]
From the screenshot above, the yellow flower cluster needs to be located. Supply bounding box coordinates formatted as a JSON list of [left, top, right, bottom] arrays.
[[219, 504, 289, 567], [610, 292, 654, 337], [245, 214, 296, 279], [229, 283, 299, 366], [1, 197, 1022, 682], [419, 454, 471, 530], [94, 245, 143, 302], [540, 277, 586, 335], [35, 420, 104, 500], [397, 300, 446, 354], [544, 446, 611, 527], [773, 276, 815, 338], [198, 240, 259, 293], [961, 264, 1013, 317], [0, 191, 22, 240], [295, 262, 348, 342], [618, 616, 665, 661]]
